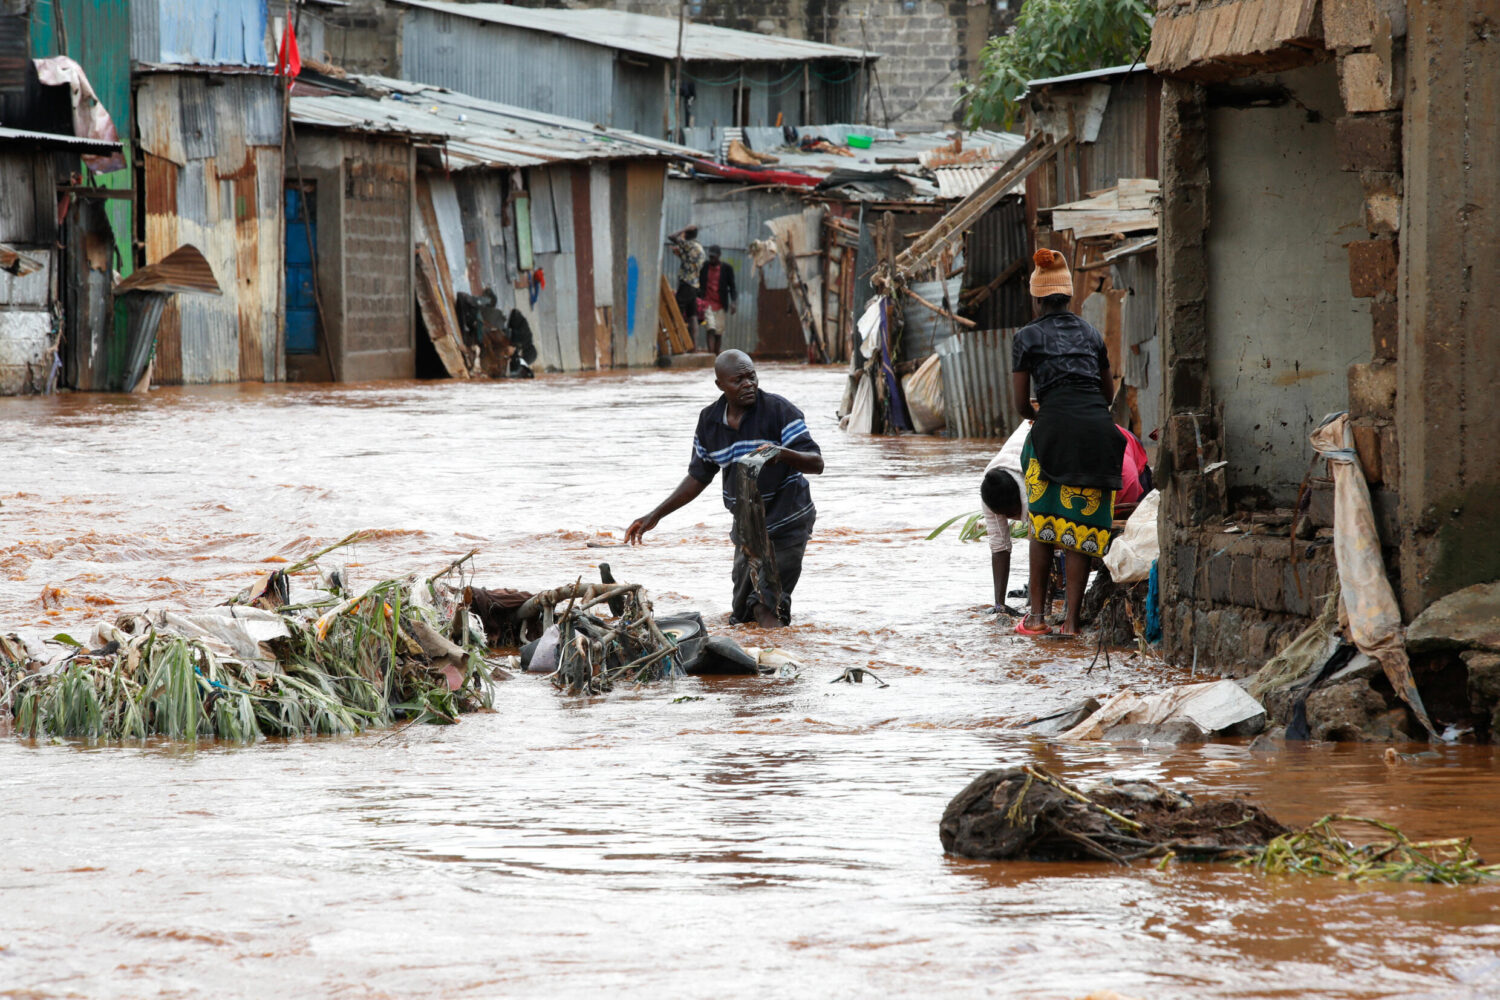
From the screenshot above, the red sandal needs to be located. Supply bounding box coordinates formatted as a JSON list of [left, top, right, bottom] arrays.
[[1014, 615, 1052, 636]]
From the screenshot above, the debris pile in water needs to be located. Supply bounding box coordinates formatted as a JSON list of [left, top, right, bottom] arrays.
[[940, 765, 1287, 865], [0, 555, 500, 742], [942, 765, 1500, 883], [514, 580, 685, 696]]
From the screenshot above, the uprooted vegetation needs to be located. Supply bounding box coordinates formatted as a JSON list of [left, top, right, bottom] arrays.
[[941, 765, 1500, 884], [0, 553, 501, 742]]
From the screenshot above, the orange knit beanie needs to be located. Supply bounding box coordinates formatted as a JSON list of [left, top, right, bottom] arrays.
[[1029, 248, 1073, 298]]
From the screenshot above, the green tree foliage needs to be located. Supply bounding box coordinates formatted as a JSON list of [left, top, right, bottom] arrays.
[[962, 0, 1154, 130]]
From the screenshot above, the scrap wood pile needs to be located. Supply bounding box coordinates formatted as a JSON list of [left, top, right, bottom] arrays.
[[942, 765, 1500, 884], [0, 545, 500, 743]]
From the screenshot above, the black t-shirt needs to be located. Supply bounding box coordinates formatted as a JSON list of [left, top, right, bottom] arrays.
[[1011, 312, 1109, 398], [688, 389, 819, 544]]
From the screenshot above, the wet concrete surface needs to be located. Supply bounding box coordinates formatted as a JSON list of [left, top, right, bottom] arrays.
[[1, 364, 1498, 998]]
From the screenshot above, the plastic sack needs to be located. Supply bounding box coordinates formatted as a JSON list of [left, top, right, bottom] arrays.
[[840, 370, 875, 435], [1102, 489, 1159, 583], [902, 353, 945, 434]]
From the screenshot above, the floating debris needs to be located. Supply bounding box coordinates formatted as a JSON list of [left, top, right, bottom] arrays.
[[1242, 815, 1500, 885], [941, 765, 1500, 883], [0, 558, 499, 742]]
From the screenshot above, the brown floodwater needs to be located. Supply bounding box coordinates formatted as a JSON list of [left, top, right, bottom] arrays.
[[1, 364, 1497, 999]]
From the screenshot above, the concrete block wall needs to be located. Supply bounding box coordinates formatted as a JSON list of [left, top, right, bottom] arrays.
[[340, 141, 415, 380]]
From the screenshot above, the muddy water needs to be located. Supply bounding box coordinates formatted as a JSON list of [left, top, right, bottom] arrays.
[[1, 365, 1498, 999]]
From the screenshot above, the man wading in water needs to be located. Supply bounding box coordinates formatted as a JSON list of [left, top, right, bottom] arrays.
[[626, 351, 823, 628]]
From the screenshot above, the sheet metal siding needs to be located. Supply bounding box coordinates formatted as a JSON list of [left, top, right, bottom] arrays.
[[966, 195, 1030, 330], [1114, 249, 1160, 436], [623, 160, 665, 367], [935, 329, 1017, 439], [132, 0, 268, 66], [662, 176, 805, 356], [0, 152, 51, 243], [613, 59, 664, 137], [137, 73, 283, 385], [403, 9, 615, 124], [899, 275, 962, 361], [0, 310, 52, 395], [1078, 73, 1160, 193]]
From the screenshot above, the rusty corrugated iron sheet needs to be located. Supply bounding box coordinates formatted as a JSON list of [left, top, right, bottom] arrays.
[[392, 0, 872, 62], [137, 71, 282, 386], [291, 74, 694, 170], [114, 243, 222, 295]]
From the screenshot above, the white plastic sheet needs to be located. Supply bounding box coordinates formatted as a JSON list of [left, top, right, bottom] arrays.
[[1102, 489, 1160, 584], [1309, 412, 1435, 736], [840, 370, 875, 435], [1060, 679, 1265, 741]]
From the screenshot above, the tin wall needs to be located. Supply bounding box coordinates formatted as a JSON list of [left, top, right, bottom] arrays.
[[964, 194, 1029, 331], [0, 150, 55, 395], [1112, 249, 1160, 438], [137, 72, 283, 385], [402, 7, 616, 125], [662, 176, 808, 357], [131, 0, 268, 66], [935, 328, 1017, 440]]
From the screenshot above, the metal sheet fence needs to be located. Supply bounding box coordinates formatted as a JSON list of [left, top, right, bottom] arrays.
[[935, 328, 1017, 440]]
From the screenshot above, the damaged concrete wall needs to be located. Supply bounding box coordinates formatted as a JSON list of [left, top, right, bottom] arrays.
[[1204, 63, 1367, 506], [0, 148, 56, 396], [1397, 0, 1500, 616]]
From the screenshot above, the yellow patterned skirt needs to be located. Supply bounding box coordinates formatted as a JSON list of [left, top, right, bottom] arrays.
[[1021, 436, 1115, 556]]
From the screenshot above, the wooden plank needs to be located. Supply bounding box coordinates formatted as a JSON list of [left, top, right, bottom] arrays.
[[414, 243, 470, 378], [780, 233, 827, 361], [658, 275, 693, 354], [895, 135, 1055, 280]]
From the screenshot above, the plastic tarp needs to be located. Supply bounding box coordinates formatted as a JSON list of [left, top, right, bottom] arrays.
[[902, 353, 944, 434], [1309, 412, 1435, 736], [33, 57, 123, 173], [841, 370, 875, 435], [1060, 679, 1266, 741], [1102, 489, 1160, 584]]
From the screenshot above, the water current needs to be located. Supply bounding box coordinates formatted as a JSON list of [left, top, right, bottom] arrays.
[[1, 365, 1497, 998]]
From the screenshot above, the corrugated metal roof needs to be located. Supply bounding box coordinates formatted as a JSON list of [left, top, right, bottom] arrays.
[[114, 243, 222, 295], [0, 125, 120, 153], [291, 74, 696, 169], [391, 0, 874, 62], [934, 166, 999, 199]]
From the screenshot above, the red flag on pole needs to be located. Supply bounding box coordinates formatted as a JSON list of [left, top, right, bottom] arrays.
[[276, 21, 302, 79]]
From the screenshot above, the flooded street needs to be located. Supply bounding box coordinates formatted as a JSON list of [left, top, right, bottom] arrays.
[[2, 364, 1498, 999]]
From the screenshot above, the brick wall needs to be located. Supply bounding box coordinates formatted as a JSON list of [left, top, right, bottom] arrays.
[[342, 142, 412, 357]]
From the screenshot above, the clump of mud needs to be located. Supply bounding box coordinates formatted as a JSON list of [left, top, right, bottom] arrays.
[[940, 765, 1288, 864]]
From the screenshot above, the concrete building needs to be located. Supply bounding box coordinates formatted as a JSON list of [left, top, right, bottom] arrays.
[[301, 0, 874, 137], [1147, 0, 1500, 672]]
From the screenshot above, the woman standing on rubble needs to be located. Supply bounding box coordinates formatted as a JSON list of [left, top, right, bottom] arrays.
[[1010, 249, 1124, 638]]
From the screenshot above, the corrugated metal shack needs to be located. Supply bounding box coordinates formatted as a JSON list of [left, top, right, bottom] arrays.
[[378, 0, 873, 138], [290, 73, 692, 374], [1024, 64, 1162, 441], [667, 125, 1028, 370], [0, 126, 122, 396], [135, 67, 285, 385]]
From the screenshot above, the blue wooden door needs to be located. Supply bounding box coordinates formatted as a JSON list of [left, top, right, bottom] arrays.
[[284, 187, 319, 354]]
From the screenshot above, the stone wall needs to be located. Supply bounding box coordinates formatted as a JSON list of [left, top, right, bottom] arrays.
[[508, 0, 1017, 129]]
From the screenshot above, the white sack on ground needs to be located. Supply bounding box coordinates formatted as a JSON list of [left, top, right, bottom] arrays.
[[902, 353, 944, 434], [1102, 489, 1160, 584], [1309, 412, 1436, 736]]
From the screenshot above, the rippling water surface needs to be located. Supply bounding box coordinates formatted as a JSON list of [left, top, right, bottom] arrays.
[[2, 365, 1497, 999]]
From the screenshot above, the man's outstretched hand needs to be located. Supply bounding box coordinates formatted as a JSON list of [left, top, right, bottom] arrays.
[[625, 514, 659, 545]]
